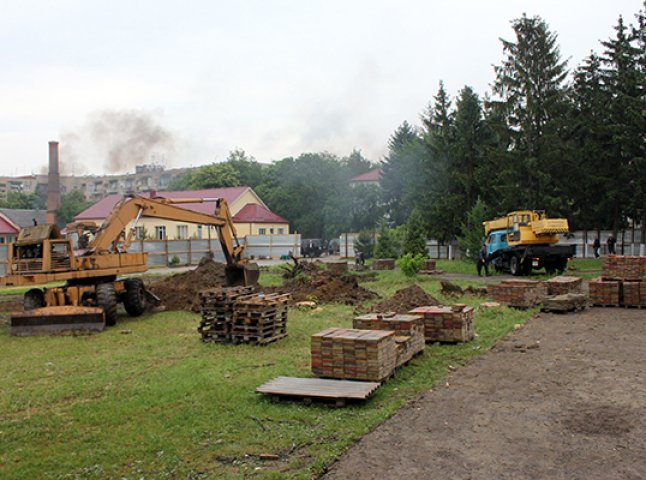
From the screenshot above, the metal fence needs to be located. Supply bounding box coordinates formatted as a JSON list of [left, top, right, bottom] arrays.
[[339, 233, 460, 259], [0, 234, 302, 273]]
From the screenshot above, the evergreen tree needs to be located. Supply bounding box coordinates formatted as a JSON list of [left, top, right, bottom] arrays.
[[374, 219, 399, 259], [401, 209, 428, 257], [458, 197, 488, 260]]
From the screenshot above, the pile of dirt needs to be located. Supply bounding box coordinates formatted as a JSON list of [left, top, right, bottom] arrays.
[[368, 284, 439, 313], [271, 270, 378, 305], [148, 258, 228, 312]]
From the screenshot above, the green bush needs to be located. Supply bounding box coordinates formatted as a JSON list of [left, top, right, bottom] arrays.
[[374, 219, 400, 259], [396, 253, 426, 277]]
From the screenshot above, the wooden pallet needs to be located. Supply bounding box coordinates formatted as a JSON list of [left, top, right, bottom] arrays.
[[256, 376, 381, 407]]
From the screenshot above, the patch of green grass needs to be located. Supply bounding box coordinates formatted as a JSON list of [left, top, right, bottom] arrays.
[[0, 272, 532, 479]]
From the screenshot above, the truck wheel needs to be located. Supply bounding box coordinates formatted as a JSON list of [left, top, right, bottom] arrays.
[[556, 260, 567, 274], [510, 256, 521, 276], [96, 283, 118, 326], [24, 289, 45, 310], [124, 278, 146, 317]]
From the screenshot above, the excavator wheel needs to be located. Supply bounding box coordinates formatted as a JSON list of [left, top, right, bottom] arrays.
[[124, 278, 147, 317], [96, 283, 118, 326], [24, 289, 45, 310]]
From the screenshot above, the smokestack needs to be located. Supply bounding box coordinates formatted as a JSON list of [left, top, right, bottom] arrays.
[[46, 141, 61, 225]]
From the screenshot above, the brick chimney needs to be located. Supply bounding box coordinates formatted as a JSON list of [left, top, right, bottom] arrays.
[[46, 141, 61, 225]]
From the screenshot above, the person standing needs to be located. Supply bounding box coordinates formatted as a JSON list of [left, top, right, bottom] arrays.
[[477, 244, 489, 276], [593, 237, 600, 258], [607, 234, 616, 255]]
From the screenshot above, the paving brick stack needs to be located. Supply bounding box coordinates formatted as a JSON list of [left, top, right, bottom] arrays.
[[372, 259, 396, 270], [588, 279, 621, 306], [353, 313, 425, 367], [602, 256, 646, 281], [419, 259, 437, 275], [198, 286, 255, 343], [546, 276, 582, 296], [408, 305, 475, 343], [231, 293, 290, 345], [621, 281, 643, 308], [487, 279, 545, 308], [311, 328, 396, 381]]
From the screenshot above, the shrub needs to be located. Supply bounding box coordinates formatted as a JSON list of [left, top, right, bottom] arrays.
[[396, 253, 426, 277]]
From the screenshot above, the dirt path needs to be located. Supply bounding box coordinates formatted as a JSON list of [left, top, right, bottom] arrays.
[[323, 308, 645, 480]]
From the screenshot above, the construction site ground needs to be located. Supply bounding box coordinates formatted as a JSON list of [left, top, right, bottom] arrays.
[[324, 307, 645, 480]]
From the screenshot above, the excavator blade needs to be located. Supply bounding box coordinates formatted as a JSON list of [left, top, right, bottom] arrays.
[[225, 262, 260, 287], [10, 306, 105, 336]]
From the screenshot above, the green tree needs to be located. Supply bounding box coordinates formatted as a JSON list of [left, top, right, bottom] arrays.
[[0, 191, 39, 209], [374, 219, 399, 259], [401, 209, 428, 257], [55, 189, 92, 227], [489, 14, 569, 211], [226, 148, 265, 188], [458, 197, 488, 260], [343, 149, 374, 177], [354, 230, 375, 259]]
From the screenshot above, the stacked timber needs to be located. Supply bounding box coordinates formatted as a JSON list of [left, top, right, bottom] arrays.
[[231, 293, 290, 345], [408, 305, 475, 343], [546, 276, 582, 296], [353, 313, 425, 367], [372, 259, 396, 270], [198, 286, 255, 343], [588, 279, 620, 306], [311, 328, 396, 381], [487, 279, 546, 308]]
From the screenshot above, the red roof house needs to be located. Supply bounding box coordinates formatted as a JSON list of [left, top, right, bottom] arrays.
[[349, 168, 383, 186]]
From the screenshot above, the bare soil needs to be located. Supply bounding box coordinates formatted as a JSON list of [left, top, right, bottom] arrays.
[[366, 284, 439, 314], [323, 307, 646, 480]]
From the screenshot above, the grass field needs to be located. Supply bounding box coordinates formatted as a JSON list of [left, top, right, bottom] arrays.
[[1, 271, 533, 479]]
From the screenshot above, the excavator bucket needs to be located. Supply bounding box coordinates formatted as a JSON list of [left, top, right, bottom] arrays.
[[225, 262, 260, 287], [10, 306, 105, 336]]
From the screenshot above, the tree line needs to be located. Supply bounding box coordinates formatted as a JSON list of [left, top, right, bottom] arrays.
[[3, 8, 643, 247]]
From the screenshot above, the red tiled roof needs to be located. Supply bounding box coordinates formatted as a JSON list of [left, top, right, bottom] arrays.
[[74, 187, 253, 220], [233, 203, 288, 224], [349, 168, 382, 182], [0, 214, 19, 234]]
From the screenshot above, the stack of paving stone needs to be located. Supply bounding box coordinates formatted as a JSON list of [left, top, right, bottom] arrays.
[[487, 279, 546, 308], [588, 279, 621, 306], [541, 293, 587, 313], [595, 256, 646, 307], [545, 276, 582, 296], [198, 286, 255, 343], [372, 259, 396, 270], [311, 328, 397, 381], [353, 313, 425, 367], [408, 304, 475, 343], [231, 293, 290, 345]]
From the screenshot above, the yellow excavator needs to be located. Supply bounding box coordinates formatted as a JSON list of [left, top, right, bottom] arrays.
[[1, 195, 259, 335]]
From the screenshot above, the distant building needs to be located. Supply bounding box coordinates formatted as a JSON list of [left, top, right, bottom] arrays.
[[349, 168, 383, 188], [74, 187, 289, 240], [0, 208, 46, 244], [0, 164, 189, 204]]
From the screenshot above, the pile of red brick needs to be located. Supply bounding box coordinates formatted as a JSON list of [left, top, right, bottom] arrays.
[[311, 328, 397, 381], [487, 279, 546, 308], [353, 313, 425, 367], [545, 276, 582, 296], [408, 305, 475, 343], [590, 256, 646, 307]]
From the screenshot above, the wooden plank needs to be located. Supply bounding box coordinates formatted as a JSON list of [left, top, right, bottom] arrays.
[[256, 376, 381, 400]]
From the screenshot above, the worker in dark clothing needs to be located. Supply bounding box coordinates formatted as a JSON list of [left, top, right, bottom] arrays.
[[593, 237, 600, 258], [477, 244, 489, 276], [607, 234, 616, 255]]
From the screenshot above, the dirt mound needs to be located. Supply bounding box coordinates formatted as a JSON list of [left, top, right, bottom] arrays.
[[271, 270, 378, 305], [369, 284, 439, 313], [148, 260, 228, 312]]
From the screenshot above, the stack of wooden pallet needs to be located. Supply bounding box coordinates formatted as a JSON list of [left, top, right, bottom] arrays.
[[311, 328, 396, 381], [546, 276, 582, 296], [198, 286, 255, 343], [488, 279, 545, 308], [353, 313, 425, 367], [231, 293, 290, 345], [408, 305, 475, 343], [588, 279, 621, 306]]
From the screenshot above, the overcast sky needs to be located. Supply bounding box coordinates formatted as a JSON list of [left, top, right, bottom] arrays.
[[0, 0, 641, 176]]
